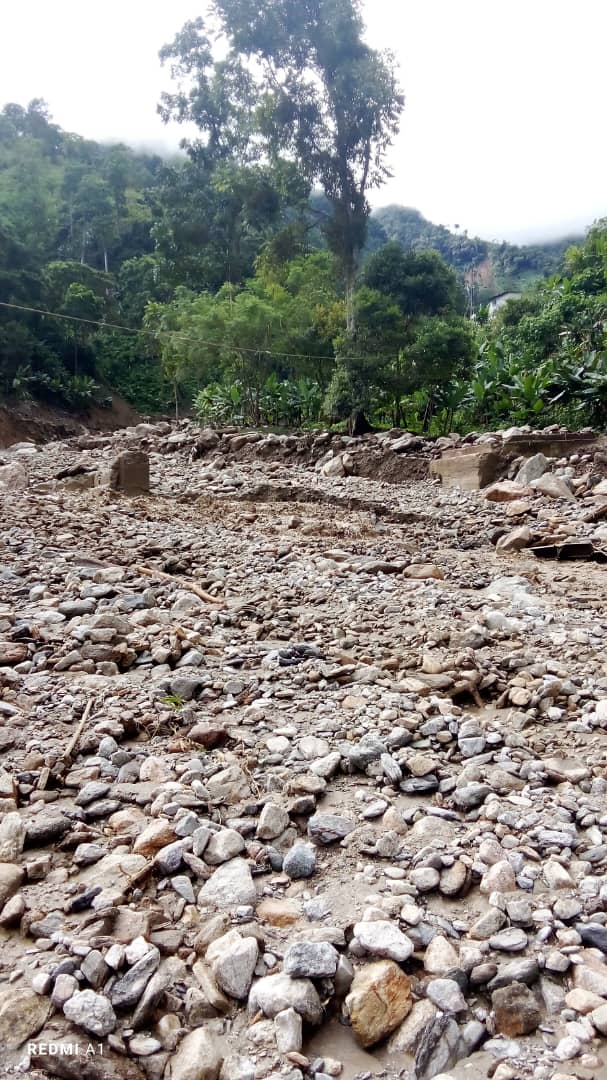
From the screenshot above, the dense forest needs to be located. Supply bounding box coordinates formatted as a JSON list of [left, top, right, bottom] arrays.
[[0, 0, 605, 432]]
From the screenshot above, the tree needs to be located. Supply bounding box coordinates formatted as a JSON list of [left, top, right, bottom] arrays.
[[59, 283, 105, 375], [158, 0, 403, 334], [152, 157, 308, 291], [364, 242, 465, 320]]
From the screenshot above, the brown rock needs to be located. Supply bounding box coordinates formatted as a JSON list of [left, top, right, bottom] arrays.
[[505, 499, 533, 517], [429, 448, 500, 491], [0, 987, 52, 1049], [403, 563, 444, 580], [492, 981, 541, 1036], [345, 960, 412, 1048], [439, 860, 471, 897], [484, 481, 532, 502], [257, 898, 301, 927], [133, 820, 177, 856], [188, 723, 229, 749], [0, 862, 24, 907], [496, 525, 532, 552], [0, 642, 28, 666]]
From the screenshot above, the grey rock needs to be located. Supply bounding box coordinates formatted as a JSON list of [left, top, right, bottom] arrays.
[[414, 1014, 462, 1080], [577, 923, 607, 953], [515, 453, 550, 485], [168, 1028, 223, 1080], [308, 813, 355, 845], [283, 843, 316, 879], [51, 973, 78, 1007], [488, 927, 528, 952], [248, 972, 323, 1024], [283, 941, 339, 978], [207, 930, 258, 999], [352, 920, 414, 962], [199, 858, 256, 909], [80, 948, 109, 989], [257, 803, 290, 840], [453, 783, 492, 810], [204, 828, 246, 865], [274, 1007, 303, 1053], [425, 978, 467, 1013], [109, 946, 160, 1009], [488, 958, 540, 991]]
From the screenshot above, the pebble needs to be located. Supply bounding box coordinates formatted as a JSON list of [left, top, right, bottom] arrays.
[[0, 422, 605, 1076]]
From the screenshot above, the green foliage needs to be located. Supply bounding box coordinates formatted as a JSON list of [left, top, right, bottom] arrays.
[[458, 226, 607, 430], [194, 373, 323, 428], [369, 205, 578, 301], [159, 0, 404, 332], [1, 90, 604, 438]]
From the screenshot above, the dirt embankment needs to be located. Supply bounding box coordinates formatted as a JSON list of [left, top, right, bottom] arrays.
[[0, 394, 141, 449]]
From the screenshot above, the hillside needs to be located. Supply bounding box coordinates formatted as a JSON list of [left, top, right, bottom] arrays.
[[369, 205, 582, 302], [0, 98, 597, 429]]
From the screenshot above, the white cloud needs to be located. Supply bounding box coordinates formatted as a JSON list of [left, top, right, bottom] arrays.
[[1, 0, 605, 242]]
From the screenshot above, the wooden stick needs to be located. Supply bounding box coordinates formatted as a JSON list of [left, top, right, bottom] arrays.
[[38, 697, 95, 791], [134, 564, 223, 606], [62, 696, 95, 764]]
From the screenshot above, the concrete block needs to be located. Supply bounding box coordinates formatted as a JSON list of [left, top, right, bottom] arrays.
[[430, 448, 500, 490], [109, 451, 149, 494]]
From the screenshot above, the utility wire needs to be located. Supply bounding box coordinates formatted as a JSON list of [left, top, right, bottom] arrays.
[[0, 298, 353, 363]]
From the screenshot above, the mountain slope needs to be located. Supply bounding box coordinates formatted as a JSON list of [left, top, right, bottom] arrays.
[[369, 205, 583, 301]]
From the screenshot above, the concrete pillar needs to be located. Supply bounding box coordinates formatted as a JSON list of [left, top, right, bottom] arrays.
[[109, 451, 150, 494]]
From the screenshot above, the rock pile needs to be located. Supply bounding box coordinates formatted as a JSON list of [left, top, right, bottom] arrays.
[[0, 422, 607, 1079]]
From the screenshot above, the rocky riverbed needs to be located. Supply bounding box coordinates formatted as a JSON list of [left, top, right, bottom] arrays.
[[2, 422, 607, 1080]]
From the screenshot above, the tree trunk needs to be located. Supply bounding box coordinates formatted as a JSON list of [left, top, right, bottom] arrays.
[[345, 273, 355, 335], [422, 395, 435, 433], [349, 409, 373, 436], [103, 248, 109, 274]]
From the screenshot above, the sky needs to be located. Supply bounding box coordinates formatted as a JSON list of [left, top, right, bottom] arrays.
[[1, 0, 606, 244]]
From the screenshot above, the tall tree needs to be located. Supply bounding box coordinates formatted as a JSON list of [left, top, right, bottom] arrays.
[[158, 0, 403, 333]]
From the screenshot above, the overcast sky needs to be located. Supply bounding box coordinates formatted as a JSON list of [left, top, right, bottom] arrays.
[[1, 0, 605, 243]]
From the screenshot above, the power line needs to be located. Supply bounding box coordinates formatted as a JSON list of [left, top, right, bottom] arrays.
[[0, 298, 350, 364]]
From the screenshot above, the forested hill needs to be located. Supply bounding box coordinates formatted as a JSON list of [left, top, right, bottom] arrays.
[[0, 99, 588, 417], [369, 206, 582, 300]]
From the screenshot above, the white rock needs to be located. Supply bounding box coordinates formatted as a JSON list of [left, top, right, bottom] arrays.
[[352, 921, 414, 962], [168, 1027, 224, 1080], [63, 990, 116, 1037], [206, 929, 258, 1000], [424, 935, 459, 974], [274, 1007, 303, 1053]]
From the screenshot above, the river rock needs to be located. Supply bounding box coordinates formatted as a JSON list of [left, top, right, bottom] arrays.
[[492, 981, 541, 1036], [207, 930, 258, 999], [64, 989, 117, 1036], [249, 972, 323, 1025], [345, 960, 412, 1047], [199, 858, 256, 909], [0, 987, 52, 1049]]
